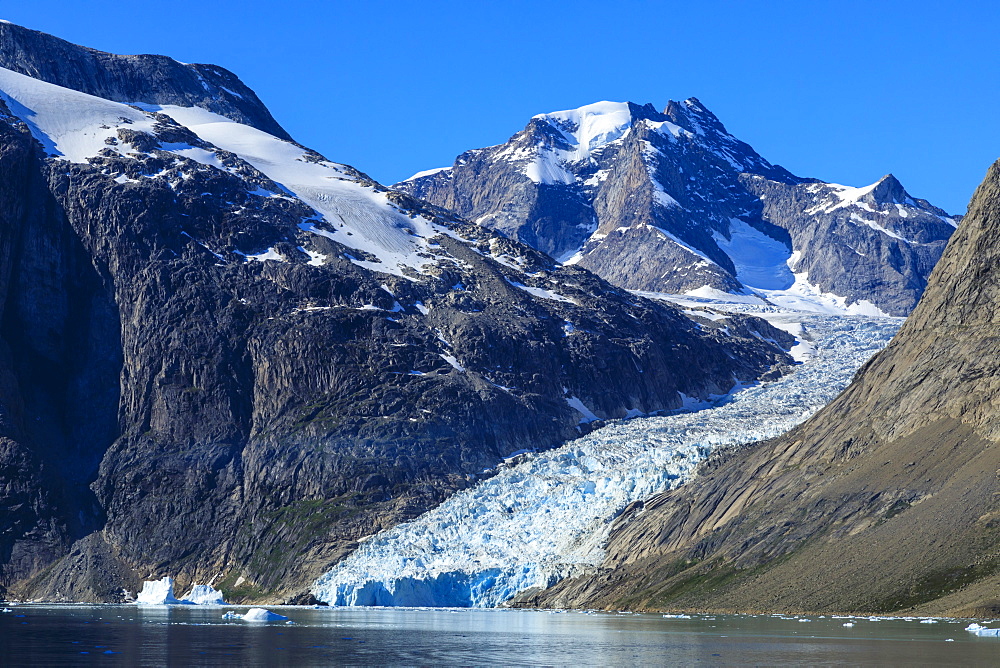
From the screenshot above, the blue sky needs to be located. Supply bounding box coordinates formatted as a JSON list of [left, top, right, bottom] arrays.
[[4, 1, 997, 213]]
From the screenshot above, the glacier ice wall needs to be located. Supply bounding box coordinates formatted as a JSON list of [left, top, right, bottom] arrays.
[[313, 313, 900, 608]]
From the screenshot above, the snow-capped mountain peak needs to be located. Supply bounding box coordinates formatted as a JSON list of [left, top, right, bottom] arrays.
[[530, 101, 685, 162], [397, 97, 958, 316]]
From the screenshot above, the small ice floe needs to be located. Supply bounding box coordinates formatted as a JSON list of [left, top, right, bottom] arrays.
[[966, 623, 1000, 637], [843, 623, 854, 628], [222, 611, 241, 620], [797, 618, 812, 623], [662, 614, 692, 619], [240, 608, 289, 622], [920, 619, 938, 624]]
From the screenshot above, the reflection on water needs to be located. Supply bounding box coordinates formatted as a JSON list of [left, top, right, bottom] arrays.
[[0, 605, 996, 666]]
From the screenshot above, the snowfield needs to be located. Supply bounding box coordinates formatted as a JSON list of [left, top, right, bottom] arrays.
[[313, 308, 901, 607]]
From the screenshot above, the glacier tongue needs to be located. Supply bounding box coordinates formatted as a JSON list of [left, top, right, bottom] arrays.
[[313, 312, 901, 608]]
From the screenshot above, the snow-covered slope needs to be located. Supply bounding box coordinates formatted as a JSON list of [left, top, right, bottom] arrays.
[[313, 307, 900, 607], [397, 98, 959, 316], [0, 65, 452, 279], [146, 104, 448, 278]]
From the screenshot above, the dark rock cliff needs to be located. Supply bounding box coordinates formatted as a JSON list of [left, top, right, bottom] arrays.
[[0, 31, 793, 603], [521, 161, 1000, 616]]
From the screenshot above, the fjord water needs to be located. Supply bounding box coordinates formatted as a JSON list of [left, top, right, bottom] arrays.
[[0, 606, 995, 666]]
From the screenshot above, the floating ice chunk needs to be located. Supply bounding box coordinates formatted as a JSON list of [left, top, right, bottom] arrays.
[[135, 577, 188, 605], [966, 623, 1000, 636], [222, 610, 241, 619], [241, 608, 289, 622], [662, 614, 692, 619], [842, 622, 854, 627], [920, 619, 938, 624], [181, 584, 225, 605]]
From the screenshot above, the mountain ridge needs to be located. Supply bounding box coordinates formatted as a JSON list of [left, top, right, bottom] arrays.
[[398, 99, 958, 316]]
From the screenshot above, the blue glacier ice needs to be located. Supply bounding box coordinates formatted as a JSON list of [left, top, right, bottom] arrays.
[[313, 310, 901, 607]]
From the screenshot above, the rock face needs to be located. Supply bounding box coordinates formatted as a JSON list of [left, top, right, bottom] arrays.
[[521, 161, 1000, 616], [0, 26, 791, 603], [398, 99, 958, 315]]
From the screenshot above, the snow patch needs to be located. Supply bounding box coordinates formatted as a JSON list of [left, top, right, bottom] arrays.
[[565, 395, 600, 423], [507, 279, 576, 304], [712, 219, 793, 290], [405, 166, 451, 181], [0, 66, 155, 161], [440, 354, 465, 372]]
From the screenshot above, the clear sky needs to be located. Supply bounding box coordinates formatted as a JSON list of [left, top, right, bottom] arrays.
[[3, 1, 997, 214]]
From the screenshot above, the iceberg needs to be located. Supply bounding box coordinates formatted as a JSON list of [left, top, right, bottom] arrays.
[[241, 608, 289, 622], [314, 312, 901, 607], [181, 584, 225, 605], [135, 577, 226, 605], [135, 577, 186, 605], [966, 623, 1000, 637]]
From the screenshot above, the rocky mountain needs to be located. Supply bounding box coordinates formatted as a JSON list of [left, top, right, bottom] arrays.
[[397, 99, 959, 316], [0, 24, 792, 603], [521, 160, 1000, 617]]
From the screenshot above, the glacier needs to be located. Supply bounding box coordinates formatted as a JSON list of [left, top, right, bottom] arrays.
[[313, 310, 901, 608]]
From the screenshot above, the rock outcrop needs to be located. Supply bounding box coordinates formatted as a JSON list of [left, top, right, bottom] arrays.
[[521, 161, 1000, 616], [0, 26, 791, 603], [398, 99, 958, 315]]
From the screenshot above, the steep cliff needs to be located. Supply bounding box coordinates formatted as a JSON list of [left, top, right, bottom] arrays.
[[524, 160, 1000, 616], [0, 28, 791, 603]]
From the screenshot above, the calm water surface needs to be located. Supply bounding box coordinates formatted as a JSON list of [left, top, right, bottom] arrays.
[[0, 605, 996, 666]]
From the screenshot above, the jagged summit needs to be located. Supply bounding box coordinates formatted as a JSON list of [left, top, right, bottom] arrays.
[[0, 21, 290, 139], [664, 97, 729, 136], [866, 173, 909, 204], [397, 98, 958, 316]]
